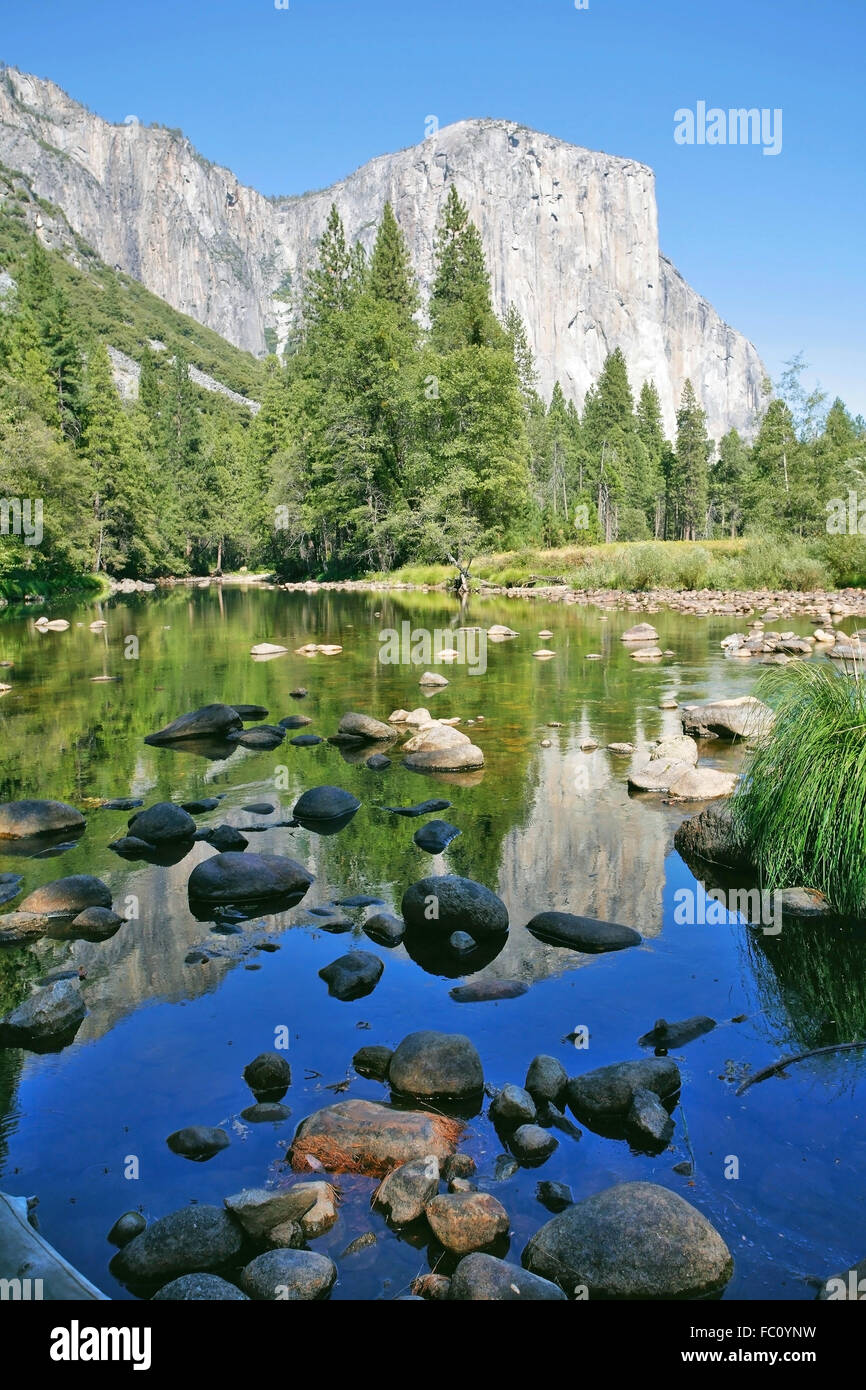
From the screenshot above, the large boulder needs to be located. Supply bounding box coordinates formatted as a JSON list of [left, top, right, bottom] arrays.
[[188, 852, 313, 904], [522, 1181, 733, 1298], [402, 875, 508, 939], [681, 696, 773, 741], [621, 623, 659, 643], [566, 1058, 680, 1122], [292, 785, 361, 827], [111, 1205, 243, 1284], [402, 723, 470, 754], [526, 911, 640, 953], [450, 1253, 566, 1301], [18, 875, 112, 917], [144, 704, 243, 745], [290, 1099, 462, 1177], [224, 1185, 319, 1238], [338, 712, 395, 741], [0, 799, 85, 840], [389, 1030, 484, 1100], [0, 979, 86, 1050], [673, 804, 753, 871], [128, 803, 197, 845], [403, 744, 485, 772]]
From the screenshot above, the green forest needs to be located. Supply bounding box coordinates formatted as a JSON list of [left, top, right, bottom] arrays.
[[1, 165, 865, 595]]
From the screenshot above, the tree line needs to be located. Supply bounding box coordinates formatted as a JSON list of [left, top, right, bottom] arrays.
[[1, 192, 863, 591]]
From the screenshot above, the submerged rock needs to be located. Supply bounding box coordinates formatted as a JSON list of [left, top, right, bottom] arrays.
[[19, 875, 112, 917], [413, 820, 461, 853], [144, 704, 243, 745], [566, 1058, 680, 1122], [522, 1181, 733, 1298], [112, 1205, 243, 1284], [402, 875, 508, 940], [0, 799, 85, 840], [638, 1016, 717, 1050], [240, 1102, 290, 1123], [128, 802, 196, 845], [243, 1051, 291, 1097], [426, 1192, 509, 1254], [525, 911, 640, 953], [366, 754, 391, 770], [389, 1030, 484, 1100], [673, 803, 752, 871], [449, 980, 527, 1002], [188, 851, 313, 904], [107, 1211, 147, 1248], [536, 1181, 573, 1213], [290, 1099, 461, 1176], [166, 1126, 230, 1161], [319, 950, 384, 1001], [385, 799, 453, 818], [69, 905, 124, 939], [450, 1253, 566, 1301]]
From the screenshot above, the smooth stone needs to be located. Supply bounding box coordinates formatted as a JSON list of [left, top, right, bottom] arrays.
[[490, 1084, 536, 1127], [426, 1193, 509, 1254], [279, 715, 312, 729], [413, 820, 461, 853], [181, 798, 220, 813], [335, 894, 385, 907], [525, 1055, 568, 1105], [293, 786, 361, 823], [522, 1181, 733, 1298], [319, 950, 384, 1001], [448, 930, 476, 955], [0, 979, 86, 1049], [526, 910, 640, 953], [510, 1124, 558, 1164], [403, 743, 485, 772], [19, 875, 112, 917], [449, 980, 527, 1002], [166, 1126, 230, 1161], [250, 643, 287, 657], [363, 912, 405, 948], [450, 1252, 566, 1301], [374, 1155, 440, 1224], [240, 1102, 290, 1123], [108, 836, 153, 857], [667, 767, 738, 800], [69, 905, 124, 937], [626, 1088, 675, 1147], [188, 852, 314, 904], [621, 623, 659, 643], [366, 753, 391, 770], [107, 1211, 147, 1247], [389, 1030, 484, 1100], [112, 1206, 243, 1283], [402, 875, 508, 939], [100, 798, 143, 811], [352, 1044, 394, 1080], [153, 1274, 248, 1300], [338, 711, 395, 740], [206, 824, 249, 852], [241, 802, 274, 815], [385, 799, 452, 818], [239, 1249, 336, 1301], [290, 734, 324, 746], [418, 671, 449, 686], [128, 802, 196, 845], [493, 1154, 520, 1182], [243, 1052, 291, 1096], [566, 1058, 681, 1122], [144, 704, 242, 745], [229, 725, 285, 750], [638, 1016, 717, 1050], [0, 799, 85, 839], [290, 1099, 461, 1177]]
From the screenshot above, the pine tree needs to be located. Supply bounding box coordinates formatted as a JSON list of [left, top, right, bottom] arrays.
[[713, 429, 750, 536], [430, 185, 501, 350], [303, 204, 354, 328], [670, 379, 711, 539], [637, 380, 667, 536], [368, 202, 419, 322]]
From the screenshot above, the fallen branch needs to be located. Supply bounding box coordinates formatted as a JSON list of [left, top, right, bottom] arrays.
[[735, 1039, 866, 1095]]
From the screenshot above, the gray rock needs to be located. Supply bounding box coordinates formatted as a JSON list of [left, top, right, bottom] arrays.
[[108, 1211, 147, 1247], [229, 724, 286, 749], [537, 1180, 573, 1213], [292, 785, 361, 823], [319, 950, 383, 1001], [240, 1102, 290, 1123], [566, 1058, 680, 1122], [112, 1205, 243, 1283], [366, 754, 391, 770], [0, 798, 85, 839], [291, 734, 323, 746], [525, 1055, 568, 1105], [0, 978, 86, 1049], [152, 1273, 248, 1300], [207, 824, 249, 852], [401, 874, 508, 939], [239, 1249, 336, 1301], [224, 1185, 318, 1237], [279, 715, 312, 729], [19, 875, 112, 917], [493, 1154, 520, 1182], [626, 1087, 675, 1147], [188, 851, 313, 904], [510, 1124, 558, 1164], [338, 711, 395, 740], [490, 1084, 536, 1127], [522, 1181, 733, 1298], [290, 1099, 460, 1176], [374, 1155, 440, 1224], [69, 905, 124, 937], [450, 1252, 566, 1301], [166, 1126, 230, 1161], [182, 798, 220, 813], [363, 912, 405, 947], [389, 1030, 484, 1100], [681, 696, 773, 740], [526, 910, 640, 953], [673, 803, 753, 871], [144, 704, 242, 744], [128, 802, 196, 845], [638, 1015, 716, 1050], [243, 1051, 291, 1095], [426, 1192, 509, 1254], [448, 931, 476, 954], [413, 820, 461, 853]]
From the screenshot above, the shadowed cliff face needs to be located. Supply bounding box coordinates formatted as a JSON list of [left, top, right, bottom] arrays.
[[0, 68, 765, 440]]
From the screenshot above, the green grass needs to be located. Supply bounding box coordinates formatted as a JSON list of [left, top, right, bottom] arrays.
[[368, 535, 866, 593], [730, 661, 866, 916]]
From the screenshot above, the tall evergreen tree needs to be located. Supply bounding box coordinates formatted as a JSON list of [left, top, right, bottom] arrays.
[[669, 379, 711, 539], [368, 202, 419, 323]]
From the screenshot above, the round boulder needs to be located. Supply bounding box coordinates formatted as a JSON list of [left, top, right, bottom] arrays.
[[19, 875, 112, 918], [188, 852, 314, 905], [401, 875, 508, 940], [0, 799, 85, 840], [389, 1030, 483, 1100], [128, 803, 196, 845]]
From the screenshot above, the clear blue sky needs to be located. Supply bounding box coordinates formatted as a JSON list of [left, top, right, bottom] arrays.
[[2, 0, 864, 416]]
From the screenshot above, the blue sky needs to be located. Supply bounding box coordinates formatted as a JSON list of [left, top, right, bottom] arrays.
[[2, 0, 864, 416]]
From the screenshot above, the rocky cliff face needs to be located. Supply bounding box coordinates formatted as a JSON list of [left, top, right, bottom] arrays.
[[0, 66, 766, 439]]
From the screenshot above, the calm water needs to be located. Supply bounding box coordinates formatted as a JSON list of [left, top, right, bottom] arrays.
[[0, 585, 864, 1300]]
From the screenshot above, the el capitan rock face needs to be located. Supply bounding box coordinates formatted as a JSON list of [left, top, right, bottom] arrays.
[[0, 68, 765, 441]]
